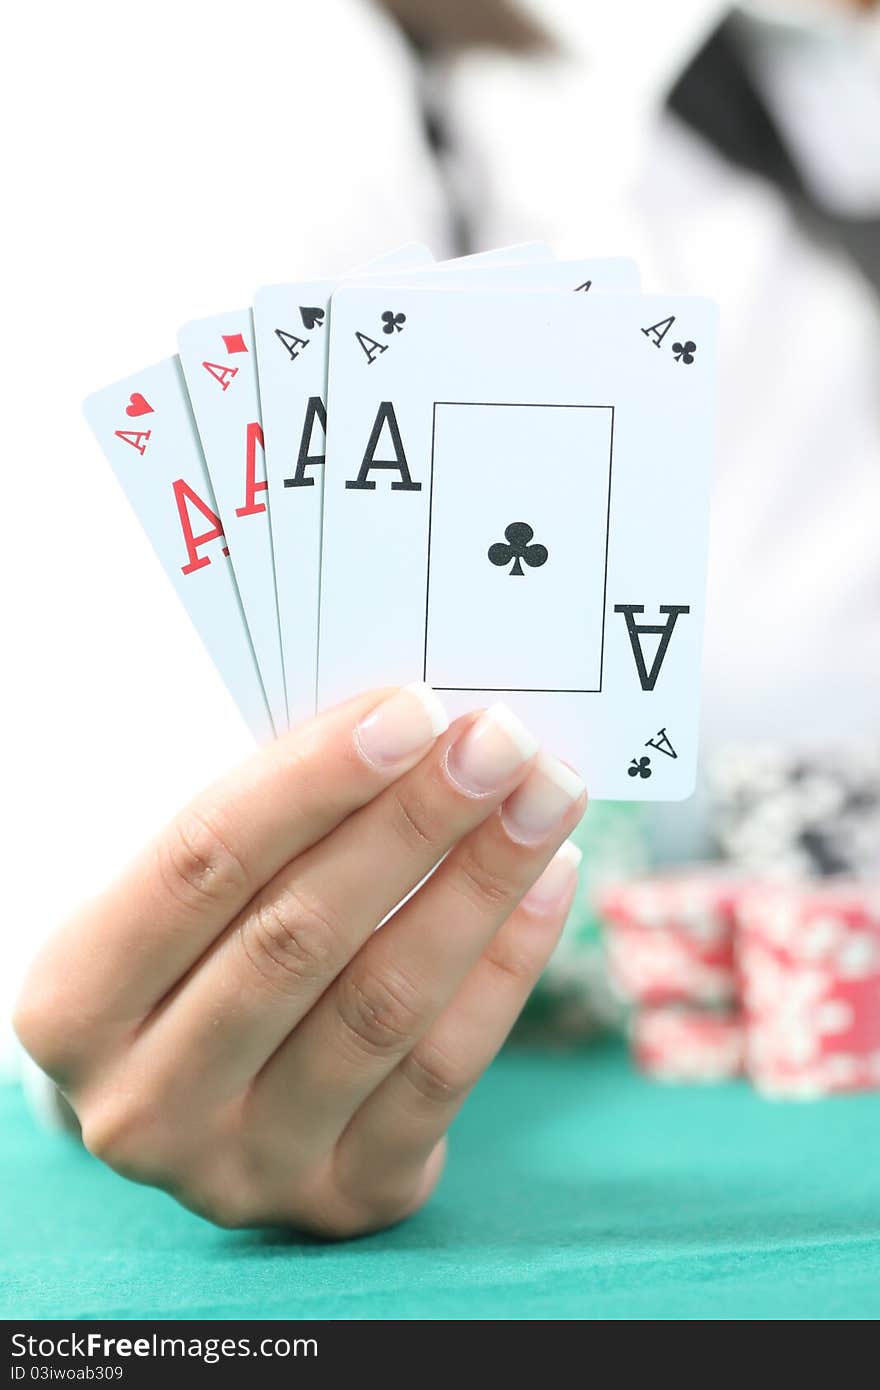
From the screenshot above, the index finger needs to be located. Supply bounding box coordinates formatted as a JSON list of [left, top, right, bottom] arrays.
[[18, 684, 449, 1042]]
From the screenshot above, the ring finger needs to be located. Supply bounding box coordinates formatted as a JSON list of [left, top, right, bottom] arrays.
[[332, 843, 581, 1225]]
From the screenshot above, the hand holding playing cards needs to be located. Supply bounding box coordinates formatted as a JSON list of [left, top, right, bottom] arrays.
[[14, 687, 585, 1236]]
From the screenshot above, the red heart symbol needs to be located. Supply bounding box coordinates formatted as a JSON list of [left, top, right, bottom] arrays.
[[125, 393, 153, 417]]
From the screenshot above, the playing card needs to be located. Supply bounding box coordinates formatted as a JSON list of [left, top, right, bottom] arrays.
[[251, 244, 439, 727], [178, 244, 438, 731], [83, 359, 274, 742], [177, 313, 289, 733], [369, 256, 639, 297], [252, 242, 559, 726], [318, 289, 717, 800]]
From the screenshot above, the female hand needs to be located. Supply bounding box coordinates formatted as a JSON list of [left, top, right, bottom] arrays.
[[14, 685, 585, 1236]]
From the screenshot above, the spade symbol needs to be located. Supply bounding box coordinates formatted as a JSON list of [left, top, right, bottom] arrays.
[[488, 522, 548, 577], [300, 306, 325, 331]]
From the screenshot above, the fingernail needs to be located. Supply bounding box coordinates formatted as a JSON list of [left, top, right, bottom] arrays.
[[502, 753, 586, 843], [355, 683, 449, 768], [522, 841, 582, 911], [447, 702, 538, 794]]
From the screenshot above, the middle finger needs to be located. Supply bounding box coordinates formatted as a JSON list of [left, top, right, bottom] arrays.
[[252, 751, 586, 1143]]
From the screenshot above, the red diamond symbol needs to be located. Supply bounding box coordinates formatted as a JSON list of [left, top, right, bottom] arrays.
[[222, 333, 248, 354]]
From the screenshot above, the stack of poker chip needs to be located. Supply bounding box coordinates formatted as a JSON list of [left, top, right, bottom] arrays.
[[597, 869, 746, 1083], [598, 868, 880, 1097], [709, 743, 880, 881], [738, 880, 880, 1098]]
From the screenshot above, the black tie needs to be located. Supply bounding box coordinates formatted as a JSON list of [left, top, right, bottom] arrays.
[[668, 13, 880, 293]]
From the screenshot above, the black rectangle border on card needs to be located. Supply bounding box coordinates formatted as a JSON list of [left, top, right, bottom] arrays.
[[423, 401, 615, 694]]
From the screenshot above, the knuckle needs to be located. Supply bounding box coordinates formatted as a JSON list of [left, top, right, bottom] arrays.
[[402, 1041, 470, 1109], [351, 1189, 416, 1235], [157, 807, 250, 915], [238, 886, 343, 994], [198, 1200, 253, 1232], [386, 782, 445, 858], [301, 1186, 407, 1241], [295, 1193, 370, 1240], [84, 1093, 249, 1224], [12, 992, 67, 1081], [299, 1151, 439, 1239], [12, 972, 87, 1084], [453, 844, 517, 916], [483, 925, 546, 987], [335, 967, 422, 1060], [187, 1177, 258, 1231], [299, 1205, 369, 1241], [79, 1089, 165, 1179], [274, 739, 324, 804]]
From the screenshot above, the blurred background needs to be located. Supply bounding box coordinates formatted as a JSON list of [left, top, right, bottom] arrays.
[[1, 0, 878, 1079]]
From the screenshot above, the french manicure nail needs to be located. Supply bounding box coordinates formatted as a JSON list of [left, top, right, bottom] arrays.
[[502, 752, 586, 843], [446, 702, 538, 794], [355, 683, 449, 768], [522, 841, 583, 911]]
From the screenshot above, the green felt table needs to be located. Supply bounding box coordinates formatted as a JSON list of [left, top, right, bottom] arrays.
[[3, 1041, 880, 1320]]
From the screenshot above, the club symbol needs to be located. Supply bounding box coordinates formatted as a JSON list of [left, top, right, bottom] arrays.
[[381, 310, 406, 335], [488, 522, 548, 577], [672, 340, 696, 364], [628, 755, 652, 779]]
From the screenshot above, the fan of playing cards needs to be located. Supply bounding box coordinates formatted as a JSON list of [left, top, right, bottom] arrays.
[[84, 242, 718, 801]]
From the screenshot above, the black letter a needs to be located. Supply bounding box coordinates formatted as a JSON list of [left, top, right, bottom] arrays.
[[614, 604, 690, 690], [284, 396, 326, 488], [345, 402, 420, 492], [275, 327, 310, 361]]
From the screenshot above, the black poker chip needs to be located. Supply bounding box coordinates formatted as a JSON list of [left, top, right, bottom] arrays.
[[708, 744, 880, 880]]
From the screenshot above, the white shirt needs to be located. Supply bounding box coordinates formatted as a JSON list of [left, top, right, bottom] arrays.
[[439, 0, 880, 853]]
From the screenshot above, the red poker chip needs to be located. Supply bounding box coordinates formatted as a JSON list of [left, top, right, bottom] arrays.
[[604, 924, 737, 1006], [598, 868, 750, 1006], [598, 866, 747, 930], [738, 881, 880, 1096], [738, 880, 880, 957], [631, 1006, 744, 1083]]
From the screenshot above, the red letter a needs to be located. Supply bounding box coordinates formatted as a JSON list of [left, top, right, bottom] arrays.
[[202, 361, 238, 391], [235, 421, 268, 517], [173, 479, 227, 574], [114, 429, 151, 455]]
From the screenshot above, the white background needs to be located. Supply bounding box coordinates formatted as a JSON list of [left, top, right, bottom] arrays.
[[0, 0, 448, 1071]]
